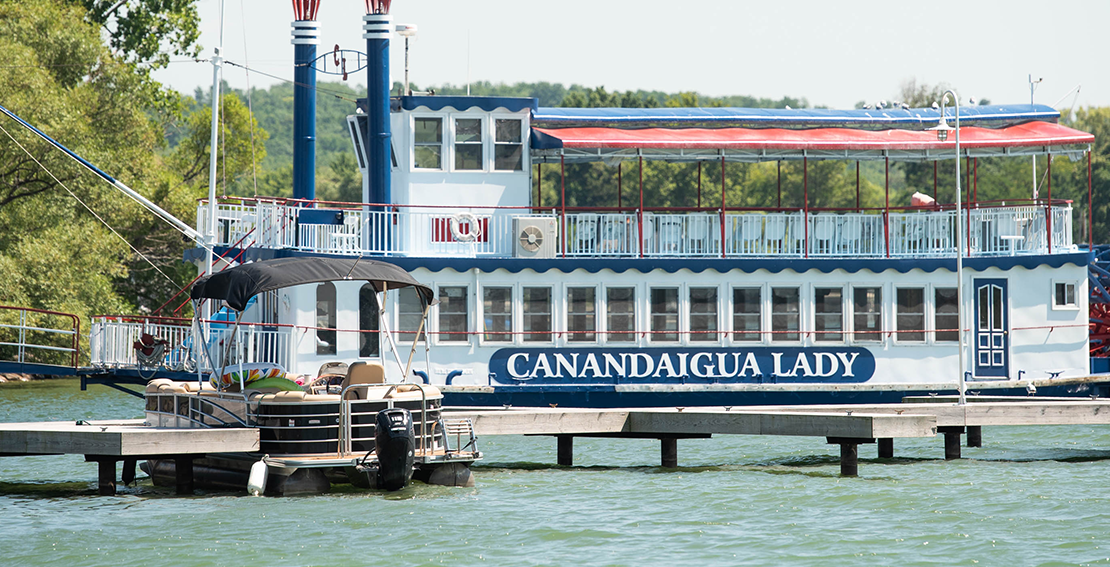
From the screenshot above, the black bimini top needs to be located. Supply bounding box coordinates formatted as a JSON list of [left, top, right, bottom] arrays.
[[191, 257, 434, 312]]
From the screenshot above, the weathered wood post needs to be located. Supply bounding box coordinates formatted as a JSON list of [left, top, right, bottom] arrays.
[[939, 426, 964, 460], [877, 438, 894, 458], [966, 426, 982, 448], [557, 435, 573, 466], [661, 437, 678, 468], [828, 437, 875, 477]]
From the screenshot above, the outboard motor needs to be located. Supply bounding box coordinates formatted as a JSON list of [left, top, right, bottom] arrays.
[[375, 408, 415, 490]]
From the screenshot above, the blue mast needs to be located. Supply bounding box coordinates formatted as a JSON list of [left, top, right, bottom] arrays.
[[363, 1, 392, 208], [291, 4, 320, 201]]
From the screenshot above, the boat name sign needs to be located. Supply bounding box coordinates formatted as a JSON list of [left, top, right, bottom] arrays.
[[489, 347, 875, 385]]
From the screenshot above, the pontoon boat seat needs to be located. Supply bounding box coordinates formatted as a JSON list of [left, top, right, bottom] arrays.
[[317, 361, 348, 378], [341, 362, 386, 399], [575, 213, 598, 254]]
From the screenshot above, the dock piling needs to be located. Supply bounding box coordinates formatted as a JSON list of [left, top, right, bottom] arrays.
[[877, 438, 894, 458], [122, 458, 136, 485], [175, 456, 195, 495], [827, 437, 875, 477], [966, 425, 982, 448], [939, 426, 965, 459], [557, 435, 573, 466], [660, 437, 678, 468], [93, 457, 116, 496]]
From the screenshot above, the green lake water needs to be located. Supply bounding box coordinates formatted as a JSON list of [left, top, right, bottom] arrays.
[[2, 379, 1110, 566]]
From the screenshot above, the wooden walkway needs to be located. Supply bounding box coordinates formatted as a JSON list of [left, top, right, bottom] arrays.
[[448, 398, 1110, 475], [0, 419, 258, 495]]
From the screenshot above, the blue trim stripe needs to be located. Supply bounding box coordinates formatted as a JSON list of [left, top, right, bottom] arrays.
[[192, 248, 1090, 276]]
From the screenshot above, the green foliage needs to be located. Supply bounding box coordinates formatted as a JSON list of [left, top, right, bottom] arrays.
[[79, 0, 201, 69]]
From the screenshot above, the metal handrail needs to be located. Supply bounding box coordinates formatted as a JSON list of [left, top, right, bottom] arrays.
[[0, 305, 80, 369]]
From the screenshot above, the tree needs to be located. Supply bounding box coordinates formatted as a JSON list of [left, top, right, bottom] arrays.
[[79, 0, 201, 70]]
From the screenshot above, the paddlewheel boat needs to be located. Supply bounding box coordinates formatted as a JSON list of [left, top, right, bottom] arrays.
[[48, 1, 1110, 408]]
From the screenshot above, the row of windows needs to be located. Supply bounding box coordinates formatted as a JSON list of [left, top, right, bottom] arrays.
[[413, 116, 524, 172], [382, 283, 965, 346]]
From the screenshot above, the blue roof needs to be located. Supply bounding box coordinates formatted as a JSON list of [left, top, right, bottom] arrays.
[[399, 95, 538, 113], [531, 104, 1060, 130]]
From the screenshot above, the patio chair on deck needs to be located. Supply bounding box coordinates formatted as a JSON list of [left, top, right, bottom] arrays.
[[575, 213, 599, 254]]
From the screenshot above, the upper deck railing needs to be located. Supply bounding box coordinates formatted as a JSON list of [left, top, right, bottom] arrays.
[[197, 198, 1076, 260]]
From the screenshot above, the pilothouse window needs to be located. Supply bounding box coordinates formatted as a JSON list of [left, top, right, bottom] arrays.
[[494, 119, 523, 171], [414, 117, 442, 169], [455, 118, 483, 170]]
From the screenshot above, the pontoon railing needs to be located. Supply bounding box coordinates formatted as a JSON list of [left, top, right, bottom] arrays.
[[0, 306, 80, 370]]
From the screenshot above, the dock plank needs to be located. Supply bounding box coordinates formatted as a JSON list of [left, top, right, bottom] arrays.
[[0, 420, 258, 457]]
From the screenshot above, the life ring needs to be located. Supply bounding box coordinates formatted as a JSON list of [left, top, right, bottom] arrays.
[[450, 212, 482, 242]]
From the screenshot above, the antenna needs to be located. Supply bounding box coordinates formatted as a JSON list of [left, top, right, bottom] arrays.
[[1029, 74, 1043, 200], [396, 24, 417, 96], [466, 31, 471, 96]]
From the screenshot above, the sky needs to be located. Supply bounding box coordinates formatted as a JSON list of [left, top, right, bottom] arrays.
[[153, 0, 1110, 110]]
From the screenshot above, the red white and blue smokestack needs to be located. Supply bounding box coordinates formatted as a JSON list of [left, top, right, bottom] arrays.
[[291, 0, 320, 201], [363, 0, 392, 207]]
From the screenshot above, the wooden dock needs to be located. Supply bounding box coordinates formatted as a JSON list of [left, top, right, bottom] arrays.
[[0, 419, 258, 495], [448, 398, 1110, 475]]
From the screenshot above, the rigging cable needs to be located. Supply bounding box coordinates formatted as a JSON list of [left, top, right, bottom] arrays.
[[239, 0, 260, 198], [0, 121, 178, 287]]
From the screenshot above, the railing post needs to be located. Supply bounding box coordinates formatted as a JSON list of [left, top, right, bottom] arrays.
[[560, 153, 566, 258], [638, 155, 644, 259], [1046, 153, 1053, 254], [884, 155, 890, 258], [720, 155, 726, 259], [803, 155, 809, 259]]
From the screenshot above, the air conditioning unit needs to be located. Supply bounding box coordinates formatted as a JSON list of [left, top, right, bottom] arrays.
[[512, 217, 558, 259]]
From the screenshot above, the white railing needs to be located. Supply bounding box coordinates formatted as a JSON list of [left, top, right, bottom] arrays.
[[197, 201, 1076, 259], [90, 317, 297, 374]]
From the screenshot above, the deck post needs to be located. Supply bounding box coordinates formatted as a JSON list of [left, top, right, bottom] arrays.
[[557, 435, 573, 466], [537, 162, 542, 209], [720, 156, 726, 258], [966, 425, 982, 448], [1046, 153, 1052, 254], [855, 161, 860, 211], [175, 455, 195, 495], [877, 438, 894, 458], [939, 426, 964, 460], [803, 155, 808, 258], [93, 457, 116, 496], [617, 162, 622, 209], [697, 161, 702, 208], [661, 437, 678, 468], [560, 153, 566, 258], [1089, 150, 1093, 248], [122, 458, 137, 485], [776, 161, 781, 208], [884, 155, 890, 258], [933, 161, 937, 199], [638, 155, 644, 258], [827, 437, 873, 477]]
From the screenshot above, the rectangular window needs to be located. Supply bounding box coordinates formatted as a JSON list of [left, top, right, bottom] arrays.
[[896, 287, 925, 343], [483, 287, 512, 342], [771, 287, 800, 342], [650, 287, 679, 342], [689, 287, 718, 342], [523, 287, 552, 342], [567, 287, 596, 342], [732, 287, 761, 342], [494, 119, 524, 171], [414, 117, 442, 169], [396, 287, 425, 344], [454, 118, 483, 170], [852, 287, 882, 342], [438, 285, 468, 342], [1054, 282, 1077, 309], [814, 287, 843, 342], [935, 287, 958, 342], [606, 287, 636, 343]]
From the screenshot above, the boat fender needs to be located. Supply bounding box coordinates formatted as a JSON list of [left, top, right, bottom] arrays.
[[375, 409, 415, 491], [450, 212, 482, 242], [247, 459, 268, 496]]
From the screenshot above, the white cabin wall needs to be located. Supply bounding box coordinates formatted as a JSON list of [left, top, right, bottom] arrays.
[[402, 262, 1090, 387]]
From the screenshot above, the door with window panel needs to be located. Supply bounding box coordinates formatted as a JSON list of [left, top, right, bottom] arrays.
[[973, 279, 1008, 377]]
